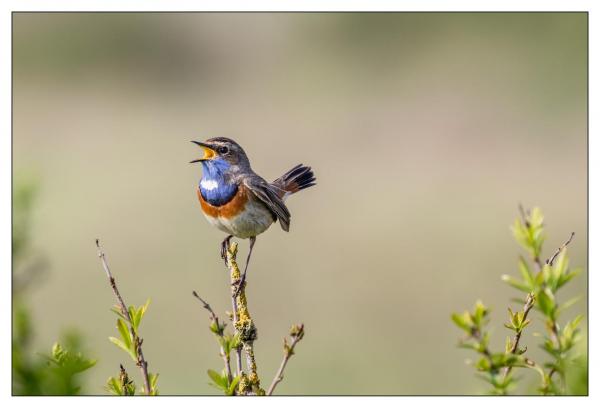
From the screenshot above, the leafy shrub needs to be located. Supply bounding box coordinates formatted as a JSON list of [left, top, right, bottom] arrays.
[[452, 206, 586, 395]]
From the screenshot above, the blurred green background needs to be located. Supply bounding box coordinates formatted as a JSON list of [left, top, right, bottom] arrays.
[[12, 13, 587, 395]]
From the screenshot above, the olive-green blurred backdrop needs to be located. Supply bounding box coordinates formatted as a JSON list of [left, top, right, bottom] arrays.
[[12, 13, 587, 395]]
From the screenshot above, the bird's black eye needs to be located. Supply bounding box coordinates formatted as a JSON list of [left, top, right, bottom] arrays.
[[217, 146, 229, 155]]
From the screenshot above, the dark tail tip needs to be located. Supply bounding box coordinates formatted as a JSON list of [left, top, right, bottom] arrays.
[[286, 164, 317, 193], [276, 164, 316, 195]]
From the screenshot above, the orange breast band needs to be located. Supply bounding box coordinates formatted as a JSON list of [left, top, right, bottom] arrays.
[[197, 185, 249, 218]]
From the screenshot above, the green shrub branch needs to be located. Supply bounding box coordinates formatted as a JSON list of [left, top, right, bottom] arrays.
[[452, 206, 585, 395]]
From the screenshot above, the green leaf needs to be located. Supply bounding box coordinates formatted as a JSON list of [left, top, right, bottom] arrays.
[[123, 381, 136, 396], [451, 313, 469, 332], [537, 288, 556, 318], [517, 256, 534, 290], [553, 251, 568, 277], [106, 372, 135, 396], [557, 267, 581, 289], [132, 299, 151, 331], [75, 357, 96, 372], [561, 315, 582, 350], [110, 306, 127, 320], [109, 337, 137, 362], [556, 296, 581, 316], [43, 341, 97, 389], [493, 352, 525, 369], [510, 207, 545, 259], [139, 299, 151, 321], [478, 332, 490, 352], [534, 270, 545, 288], [541, 338, 560, 358], [227, 375, 240, 396], [529, 207, 544, 229], [130, 311, 140, 331], [541, 264, 552, 286], [210, 321, 220, 335], [475, 357, 491, 371], [521, 207, 545, 259], [106, 376, 123, 395], [505, 337, 512, 353], [207, 369, 227, 391], [458, 341, 480, 351], [504, 308, 517, 331], [147, 372, 159, 395], [52, 342, 65, 361], [515, 311, 525, 327], [230, 332, 241, 349], [473, 301, 488, 326], [510, 308, 518, 327], [127, 306, 136, 330], [548, 265, 561, 292], [501, 275, 529, 292], [221, 334, 236, 357], [570, 314, 582, 329], [116, 318, 132, 350], [511, 219, 529, 251]]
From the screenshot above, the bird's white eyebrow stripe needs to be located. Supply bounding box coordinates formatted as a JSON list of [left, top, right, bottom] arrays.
[[200, 179, 219, 191]]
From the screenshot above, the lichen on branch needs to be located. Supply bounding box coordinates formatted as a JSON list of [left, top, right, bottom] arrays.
[[194, 239, 305, 396]]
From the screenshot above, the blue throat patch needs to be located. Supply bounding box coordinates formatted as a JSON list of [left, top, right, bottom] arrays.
[[199, 158, 238, 206]]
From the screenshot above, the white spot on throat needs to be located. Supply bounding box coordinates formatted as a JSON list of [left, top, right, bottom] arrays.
[[200, 179, 219, 191]]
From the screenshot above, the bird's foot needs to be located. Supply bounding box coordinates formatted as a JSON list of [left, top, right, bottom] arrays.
[[220, 235, 233, 265]]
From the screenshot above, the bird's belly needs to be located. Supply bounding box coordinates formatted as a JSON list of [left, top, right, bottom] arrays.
[[198, 186, 274, 239], [204, 200, 274, 239]]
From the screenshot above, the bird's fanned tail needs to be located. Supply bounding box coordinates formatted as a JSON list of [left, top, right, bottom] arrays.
[[272, 164, 317, 199]]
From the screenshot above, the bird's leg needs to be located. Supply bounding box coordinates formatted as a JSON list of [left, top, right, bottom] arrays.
[[234, 236, 256, 298], [220, 235, 233, 264]]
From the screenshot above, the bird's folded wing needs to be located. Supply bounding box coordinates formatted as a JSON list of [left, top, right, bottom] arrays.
[[243, 176, 291, 232]]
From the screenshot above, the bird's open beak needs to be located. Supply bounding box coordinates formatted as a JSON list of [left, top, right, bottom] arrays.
[[190, 141, 217, 163]]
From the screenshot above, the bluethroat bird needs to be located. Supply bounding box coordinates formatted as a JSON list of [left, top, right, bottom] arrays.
[[190, 137, 316, 294]]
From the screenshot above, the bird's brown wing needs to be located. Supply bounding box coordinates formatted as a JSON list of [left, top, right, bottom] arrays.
[[243, 175, 291, 232]]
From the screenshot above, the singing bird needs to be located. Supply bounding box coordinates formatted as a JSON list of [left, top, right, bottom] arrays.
[[191, 137, 316, 292]]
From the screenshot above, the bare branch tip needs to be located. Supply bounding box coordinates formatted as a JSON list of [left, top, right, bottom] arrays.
[[546, 231, 576, 266], [517, 203, 528, 224]]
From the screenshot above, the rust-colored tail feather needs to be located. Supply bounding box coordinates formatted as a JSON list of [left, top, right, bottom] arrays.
[[272, 164, 316, 198]]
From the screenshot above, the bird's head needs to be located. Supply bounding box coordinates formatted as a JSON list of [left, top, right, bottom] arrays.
[[190, 137, 250, 169]]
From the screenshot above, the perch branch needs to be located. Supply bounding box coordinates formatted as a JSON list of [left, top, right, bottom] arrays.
[[224, 242, 244, 378], [546, 232, 575, 266], [192, 291, 232, 383], [96, 239, 152, 395], [267, 323, 305, 396], [225, 241, 262, 395]]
